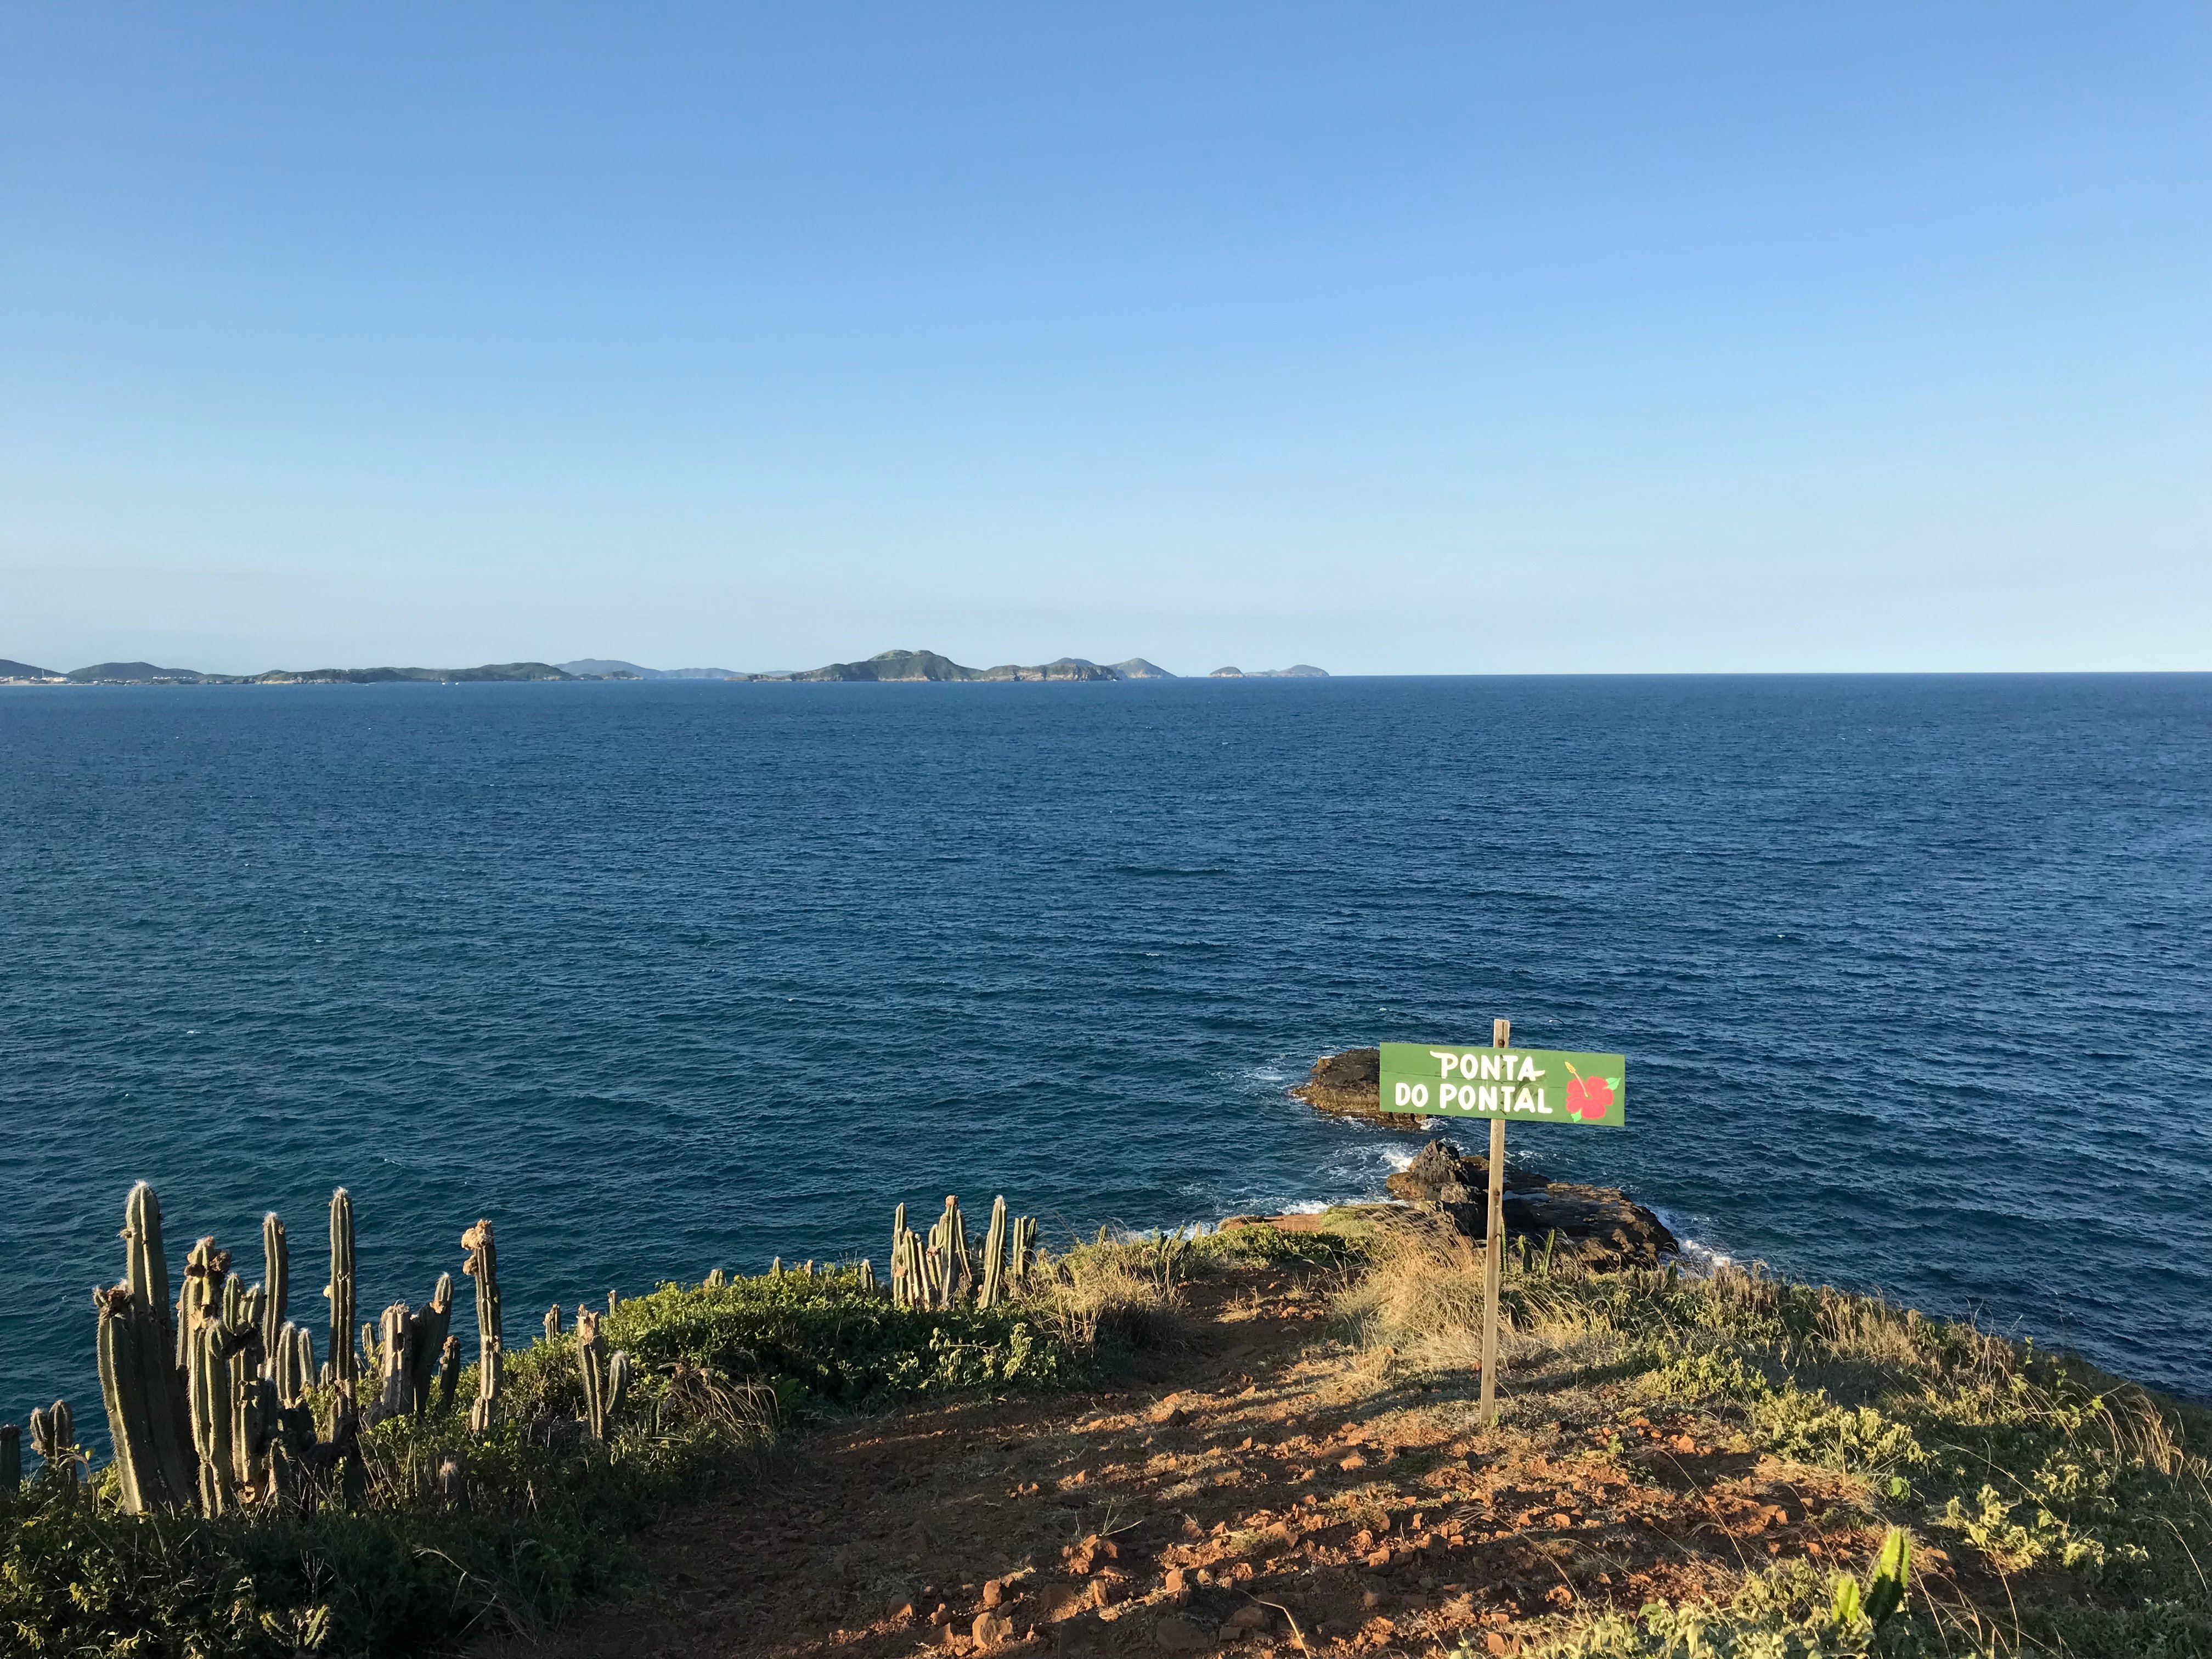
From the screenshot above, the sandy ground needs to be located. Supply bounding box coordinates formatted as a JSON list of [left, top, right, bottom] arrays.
[[487, 1261, 1871, 1658]]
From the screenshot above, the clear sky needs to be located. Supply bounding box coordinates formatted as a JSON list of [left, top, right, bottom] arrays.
[[3, 3, 2206, 675]]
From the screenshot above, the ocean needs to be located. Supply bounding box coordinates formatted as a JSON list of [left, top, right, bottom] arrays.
[[3, 673, 2207, 1432]]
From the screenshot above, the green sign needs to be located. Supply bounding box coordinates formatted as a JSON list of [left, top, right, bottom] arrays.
[[1378, 1042, 1626, 1126]]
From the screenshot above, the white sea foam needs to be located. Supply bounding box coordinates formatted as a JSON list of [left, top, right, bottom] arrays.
[[1653, 1206, 1737, 1276]]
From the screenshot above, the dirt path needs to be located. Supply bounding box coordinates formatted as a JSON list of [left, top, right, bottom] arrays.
[[496, 1262, 1866, 1658]]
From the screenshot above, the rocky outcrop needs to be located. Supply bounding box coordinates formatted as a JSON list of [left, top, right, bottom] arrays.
[[1384, 1137, 1553, 1202], [1290, 1047, 1426, 1130], [1387, 1138, 1677, 1267]]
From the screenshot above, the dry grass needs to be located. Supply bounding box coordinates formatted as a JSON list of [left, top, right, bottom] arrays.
[[1031, 1232, 1186, 1355]]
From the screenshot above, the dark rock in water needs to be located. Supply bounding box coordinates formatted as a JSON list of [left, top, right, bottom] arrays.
[[1391, 1137, 1678, 1268], [1291, 1047, 1427, 1131], [1385, 1138, 1552, 1202]]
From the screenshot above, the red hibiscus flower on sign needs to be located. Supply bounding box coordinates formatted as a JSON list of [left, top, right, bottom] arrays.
[[1564, 1062, 1618, 1122]]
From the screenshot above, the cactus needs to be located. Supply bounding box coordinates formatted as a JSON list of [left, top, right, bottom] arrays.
[[935, 1196, 973, 1302], [1009, 1216, 1037, 1287], [123, 1183, 174, 1325], [221, 1275, 269, 1492], [575, 1308, 633, 1442], [858, 1259, 877, 1293], [704, 1268, 727, 1289], [326, 1189, 358, 1395], [460, 1220, 501, 1434], [376, 1300, 411, 1417], [544, 1305, 562, 1346], [28, 1401, 76, 1499], [608, 1288, 620, 1313], [436, 1334, 462, 1415], [177, 1236, 229, 1367], [1, 1421, 18, 1503], [979, 1197, 1009, 1308], [98, 1184, 198, 1514], [187, 1313, 236, 1513], [404, 1273, 454, 1418], [890, 1203, 908, 1300], [235, 1376, 279, 1502], [260, 1213, 289, 1374], [770, 1256, 782, 1276], [1864, 1527, 1912, 1623], [266, 1395, 320, 1515], [608, 1351, 632, 1427], [270, 1322, 316, 1406]]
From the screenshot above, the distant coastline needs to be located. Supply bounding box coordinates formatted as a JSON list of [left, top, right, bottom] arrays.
[[0, 648, 1329, 686]]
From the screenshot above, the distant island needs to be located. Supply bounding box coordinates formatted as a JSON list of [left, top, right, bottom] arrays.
[[0, 649, 1328, 686]]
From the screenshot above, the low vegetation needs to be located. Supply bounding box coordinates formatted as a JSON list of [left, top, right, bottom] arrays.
[[1, 1194, 1358, 1658], [1340, 1213, 2212, 1658], [8, 1199, 2202, 1658], [3, 1263, 1090, 1656]]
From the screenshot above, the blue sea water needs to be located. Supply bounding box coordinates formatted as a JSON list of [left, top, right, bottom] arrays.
[[2, 674, 2208, 1437]]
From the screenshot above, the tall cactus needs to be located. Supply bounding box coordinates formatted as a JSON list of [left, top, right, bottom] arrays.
[[436, 1335, 462, 1415], [177, 1236, 229, 1368], [399, 1274, 454, 1418], [326, 1189, 357, 1395], [889, 1205, 911, 1306], [941, 1196, 972, 1301], [260, 1213, 289, 1373], [385, 1283, 453, 1424], [575, 1307, 632, 1442], [979, 1196, 1009, 1309], [99, 1183, 196, 1513], [122, 1182, 176, 1346], [460, 1220, 501, 1434], [28, 1401, 76, 1500], [543, 1305, 562, 1346], [375, 1301, 411, 1417], [187, 1311, 237, 1514], [0, 1421, 18, 1502], [235, 1375, 279, 1502], [222, 1274, 269, 1493], [1009, 1216, 1037, 1286], [270, 1322, 316, 1406]]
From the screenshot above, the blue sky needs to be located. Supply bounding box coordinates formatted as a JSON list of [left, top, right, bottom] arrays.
[[3, 3, 2205, 674]]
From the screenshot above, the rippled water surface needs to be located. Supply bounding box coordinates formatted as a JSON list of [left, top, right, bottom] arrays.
[[3, 674, 2207, 1426]]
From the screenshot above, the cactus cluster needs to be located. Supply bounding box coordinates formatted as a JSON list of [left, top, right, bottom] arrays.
[[369, 1273, 454, 1420], [184, 1265, 276, 1514], [574, 1307, 633, 1442], [87, 1181, 495, 1519], [53, 1175, 1046, 1525], [889, 1195, 1038, 1310]]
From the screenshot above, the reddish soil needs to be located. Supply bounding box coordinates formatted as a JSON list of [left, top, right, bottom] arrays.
[[492, 1263, 1870, 1658]]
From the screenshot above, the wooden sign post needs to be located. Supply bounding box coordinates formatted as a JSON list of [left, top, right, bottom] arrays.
[[1376, 1025, 1628, 1427], [1479, 1018, 1509, 1427]]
